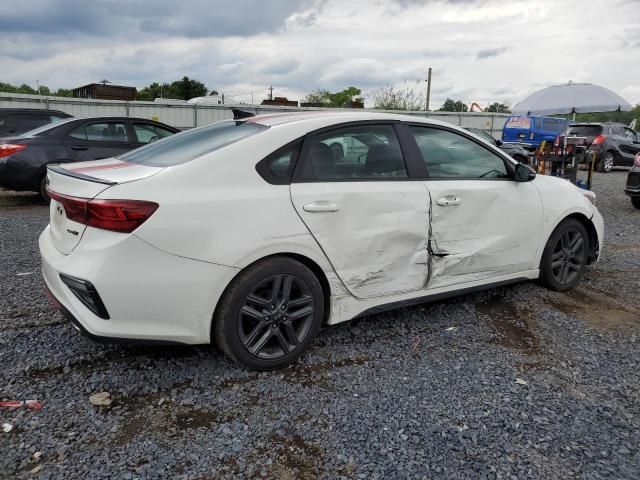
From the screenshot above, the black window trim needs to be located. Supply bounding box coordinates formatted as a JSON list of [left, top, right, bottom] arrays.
[[291, 120, 424, 183], [403, 122, 517, 181], [255, 137, 303, 185]]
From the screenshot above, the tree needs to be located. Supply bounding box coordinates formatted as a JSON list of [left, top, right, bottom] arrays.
[[372, 84, 425, 111], [303, 86, 362, 108], [486, 102, 511, 113], [172, 76, 208, 100], [136, 77, 209, 101], [439, 98, 468, 112]]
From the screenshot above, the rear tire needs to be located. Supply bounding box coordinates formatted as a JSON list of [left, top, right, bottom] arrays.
[[597, 151, 615, 173], [39, 175, 50, 203], [632, 197, 640, 210], [213, 257, 324, 370], [539, 218, 589, 292]]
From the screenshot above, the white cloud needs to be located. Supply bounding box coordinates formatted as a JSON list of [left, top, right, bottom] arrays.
[[1, 0, 638, 108]]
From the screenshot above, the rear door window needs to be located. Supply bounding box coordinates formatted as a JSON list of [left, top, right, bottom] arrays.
[[69, 122, 129, 142], [297, 125, 407, 181]]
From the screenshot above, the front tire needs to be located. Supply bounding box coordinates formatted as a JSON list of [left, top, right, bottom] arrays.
[[540, 219, 589, 291], [631, 197, 640, 210], [213, 257, 324, 370]]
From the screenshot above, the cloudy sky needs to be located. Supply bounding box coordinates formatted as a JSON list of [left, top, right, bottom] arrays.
[[1, 0, 639, 108]]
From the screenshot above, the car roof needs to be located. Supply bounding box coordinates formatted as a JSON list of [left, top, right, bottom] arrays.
[[0, 108, 71, 116], [245, 110, 455, 129]]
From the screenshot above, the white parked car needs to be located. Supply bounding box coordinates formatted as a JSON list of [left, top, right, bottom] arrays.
[[40, 112, 604, 370]]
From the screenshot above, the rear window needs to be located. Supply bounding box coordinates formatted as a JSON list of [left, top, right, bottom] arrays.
[[566, 125, 603, 136], [120, 120, 269, 166], [505, 116, 531, 129]]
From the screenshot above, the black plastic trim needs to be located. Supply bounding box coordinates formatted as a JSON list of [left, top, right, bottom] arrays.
[[59, 273, 110, 319], [47, 164, 117, 185], [255, 138, 303, 185], [354, 278, 529, 318]]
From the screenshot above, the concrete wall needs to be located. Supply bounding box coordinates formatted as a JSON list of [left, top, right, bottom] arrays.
[[0, 92, 510, 137]]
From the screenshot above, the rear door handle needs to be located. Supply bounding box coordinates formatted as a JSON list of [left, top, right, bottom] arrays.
[[70, 145, 89, 151], [303, 201, 340, 213], [436, 196, 461, 206]]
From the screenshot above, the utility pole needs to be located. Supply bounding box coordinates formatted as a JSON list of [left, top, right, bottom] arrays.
[[269, 85, 273, 101], [425, 67, 432, 111]]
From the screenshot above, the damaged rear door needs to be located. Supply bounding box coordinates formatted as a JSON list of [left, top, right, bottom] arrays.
[[408, 125, 543, 288], [290, 123, 430, 299]]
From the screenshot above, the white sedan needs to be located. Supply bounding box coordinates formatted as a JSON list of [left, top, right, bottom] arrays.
[[40, 112, 604, 370]]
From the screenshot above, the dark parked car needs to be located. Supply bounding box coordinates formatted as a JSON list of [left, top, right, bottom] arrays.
[[564, 122, 640, 173], [625, 153, 640, 210], [465, 127, 529, 163], [0, 108, 72, 137], [0, 116, 179, 200]]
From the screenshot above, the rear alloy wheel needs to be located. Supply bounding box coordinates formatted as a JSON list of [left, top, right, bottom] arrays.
[[213, 257, 324, 370], [598, 151, 615, 173], [632, 197, 640, 210], [540, 219, 588, 291]]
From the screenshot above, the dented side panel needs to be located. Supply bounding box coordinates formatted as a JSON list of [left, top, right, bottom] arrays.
[[290, 182, 431, 298], [424, 180, 544, 289]]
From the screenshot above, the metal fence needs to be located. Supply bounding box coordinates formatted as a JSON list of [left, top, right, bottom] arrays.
[[0, 92, 510, 137]]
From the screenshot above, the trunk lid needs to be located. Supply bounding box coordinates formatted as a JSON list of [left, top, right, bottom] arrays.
[[46, 159, 164, 254]]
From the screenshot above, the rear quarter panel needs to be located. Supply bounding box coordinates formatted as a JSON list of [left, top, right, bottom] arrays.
[[103, 123, 339, 278]]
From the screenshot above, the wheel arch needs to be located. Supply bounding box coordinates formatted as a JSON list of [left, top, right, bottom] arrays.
[[543, 212, 599, 266], [210, 252, 334, 342], [564, 213, 599, 264]]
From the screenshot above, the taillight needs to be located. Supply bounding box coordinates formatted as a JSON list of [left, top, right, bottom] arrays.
[[592, 135, 606, 145], [0, 144, 27, 158], [635, 153, 640, 167], [47, 189, 158, 233]]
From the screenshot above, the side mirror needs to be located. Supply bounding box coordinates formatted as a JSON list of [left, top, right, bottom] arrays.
[[515, 163, 536, 182], [495, 139, 503, 147]]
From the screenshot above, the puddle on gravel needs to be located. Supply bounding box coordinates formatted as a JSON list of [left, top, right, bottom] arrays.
[[475, 297, 539, 354], [544, 288, 639, 329]]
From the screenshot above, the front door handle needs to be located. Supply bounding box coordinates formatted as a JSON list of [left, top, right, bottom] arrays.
[[303, 201, 340, 213], [436, 196, 461, 206], [70, 145, 89, 151]]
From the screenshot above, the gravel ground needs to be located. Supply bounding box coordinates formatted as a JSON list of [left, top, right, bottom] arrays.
[[1, 172, 639, 480]]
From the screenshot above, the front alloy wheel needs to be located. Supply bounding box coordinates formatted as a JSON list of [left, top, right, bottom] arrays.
[[213, 257, 324, 370], [540, 219, 588, 291]]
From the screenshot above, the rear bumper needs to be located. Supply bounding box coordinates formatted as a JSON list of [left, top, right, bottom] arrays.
[[0, 157, 41, 191], [625, 172, 640, 197], [39, 225, 239, 344]]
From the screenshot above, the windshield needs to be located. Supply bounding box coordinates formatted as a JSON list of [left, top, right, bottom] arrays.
[[20, 117, 76, 137], [120, 120, 269, 166]]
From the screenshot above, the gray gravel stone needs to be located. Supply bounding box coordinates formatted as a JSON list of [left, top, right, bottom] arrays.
[[1, 173, 639, 479]]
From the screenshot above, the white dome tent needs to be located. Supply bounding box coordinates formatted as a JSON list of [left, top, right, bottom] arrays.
[[512, 82, 632, 118]]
